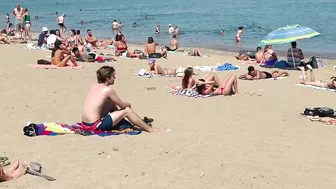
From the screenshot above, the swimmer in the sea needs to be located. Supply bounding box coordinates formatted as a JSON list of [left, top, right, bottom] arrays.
[[220, 30, 224, 35], [132, 22, 136, 27], [235, 26, 243, 43], [145, 16, 148, 20], [155, 25, 161, 34], [81, 20, 85, 24]]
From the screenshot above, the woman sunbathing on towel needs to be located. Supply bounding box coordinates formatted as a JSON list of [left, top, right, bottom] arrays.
[[51, 40, 78, 67], [196, 74, 238, 96], [299, 65, 336, 89], [148, 58, 177, 76], [182, 67, 219, 89], [239, 66, 289, 80], [0, 159, 28, 182]]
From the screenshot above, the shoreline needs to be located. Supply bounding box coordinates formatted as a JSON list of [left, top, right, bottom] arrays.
[[26, 30, 336, 65]]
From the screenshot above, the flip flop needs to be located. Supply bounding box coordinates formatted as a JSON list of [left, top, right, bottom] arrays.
[[143, 117, 154, 123], [0, 161, 10, 167], [0, 157, 8, 162]]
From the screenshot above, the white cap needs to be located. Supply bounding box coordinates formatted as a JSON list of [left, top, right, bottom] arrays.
[[42, 27, 49, 32], [168, 24, 172, 27]]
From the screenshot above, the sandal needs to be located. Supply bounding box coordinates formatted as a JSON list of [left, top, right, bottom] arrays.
[[143, 117, 154, 123], [0, 160, 10, 167], [0, 157, 8, 162]]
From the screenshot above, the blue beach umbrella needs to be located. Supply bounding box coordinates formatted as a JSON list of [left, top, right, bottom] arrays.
[[259, 24, 320, 68]]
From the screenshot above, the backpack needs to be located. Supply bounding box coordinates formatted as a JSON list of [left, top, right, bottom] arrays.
[[306, 56, 323, 69], [304, 107, 334, 117]]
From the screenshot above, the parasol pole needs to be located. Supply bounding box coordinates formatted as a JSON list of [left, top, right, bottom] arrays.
[[291, 43, 296, 69]]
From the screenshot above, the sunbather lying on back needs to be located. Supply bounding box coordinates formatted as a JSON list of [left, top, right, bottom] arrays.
[[181, 67, 219, 89], [148, 58, 176, 76], [239, 66, 289, 80], [196, 74, 238, 96], [298, 65, 336, 89]]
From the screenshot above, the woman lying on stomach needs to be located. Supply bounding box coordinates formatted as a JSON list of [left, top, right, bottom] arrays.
[[51, 39, 78, 67], [182, 67, 219, 89], [196, 74, 238, 96]]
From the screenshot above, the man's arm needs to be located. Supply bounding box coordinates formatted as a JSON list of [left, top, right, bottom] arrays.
[[108, 88, 131, 109], [13, 10, 16, 17]]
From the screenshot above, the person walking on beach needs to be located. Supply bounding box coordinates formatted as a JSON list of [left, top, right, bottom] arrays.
[[81, 66, 153, 132], [22, 8, 32, 41], [13, 4, 24, 38], [235, 26, 243, 43], [56, 14, 66, 33]]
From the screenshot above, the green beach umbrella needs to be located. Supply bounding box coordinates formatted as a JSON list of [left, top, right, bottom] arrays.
[[259, 25, 320, 68]]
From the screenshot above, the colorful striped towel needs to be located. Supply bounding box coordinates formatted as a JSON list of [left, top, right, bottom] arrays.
[[295, 83, 336, 92], [169, 86, 213, 98], [23, 122, 141, 137]]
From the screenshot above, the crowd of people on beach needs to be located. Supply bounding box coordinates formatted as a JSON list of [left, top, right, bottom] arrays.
[[1, 3, 336, 183]]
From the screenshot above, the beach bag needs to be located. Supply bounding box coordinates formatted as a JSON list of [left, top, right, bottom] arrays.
[[23, 123, 39, 137], [304, 107, 334, 117], [37, 59, 51, 65]]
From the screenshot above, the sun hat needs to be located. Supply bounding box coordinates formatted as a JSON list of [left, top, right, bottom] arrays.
[[168, 24, 172, 27], [42, 27, 49, 32]]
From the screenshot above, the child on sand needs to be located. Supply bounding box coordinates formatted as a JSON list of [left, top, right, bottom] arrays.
[[239, 66, 288, 80]]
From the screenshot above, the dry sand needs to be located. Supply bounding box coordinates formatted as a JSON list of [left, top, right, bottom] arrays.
[[0, 43, 336, 189]]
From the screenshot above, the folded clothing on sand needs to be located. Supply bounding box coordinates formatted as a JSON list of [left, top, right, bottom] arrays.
[[295, 83, 336, 92], [27, 64, 84, 69], [23, 121, 141, 137], [193, 63, 239, 72], [169, 86, 213, 98]]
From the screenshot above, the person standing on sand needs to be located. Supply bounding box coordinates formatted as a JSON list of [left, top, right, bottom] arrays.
[[235, 26, 243, 43], [81, 66, 153, 132], [22, 8, 32, 41], [13, 4, 24, 38], [56, 14, 66, 33]]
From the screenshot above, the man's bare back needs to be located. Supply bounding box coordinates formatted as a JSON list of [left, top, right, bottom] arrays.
[[81, 66, 152, 132], [170, 38, 178, 50]]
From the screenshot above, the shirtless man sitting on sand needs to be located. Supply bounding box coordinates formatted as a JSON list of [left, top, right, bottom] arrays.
[[165, 34, 182, 52], [144, 37, 158, 56], [239, 66, 289, 80], [147, 58, 177, 76], [298, 65, 336, 89], [81, 66, 153, 132], [85, 29, 99, 48], [0, 159, 27, 182]]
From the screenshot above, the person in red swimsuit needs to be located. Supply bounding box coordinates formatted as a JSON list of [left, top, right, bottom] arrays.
[[196, 74, 238, 96]]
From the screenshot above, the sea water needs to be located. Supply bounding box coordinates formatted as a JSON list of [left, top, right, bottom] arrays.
[[1, 0, 335, 57]]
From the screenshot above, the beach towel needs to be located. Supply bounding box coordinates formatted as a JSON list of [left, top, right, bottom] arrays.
[[27, 64, 84, 69], [23, 122, 141, 137], [295, 83, 336, 92], [193, 63, 239, 72], [169, 86, 213, 98]]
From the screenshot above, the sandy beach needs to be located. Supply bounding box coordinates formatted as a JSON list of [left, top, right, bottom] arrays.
[[1, 42, 336, 189]]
